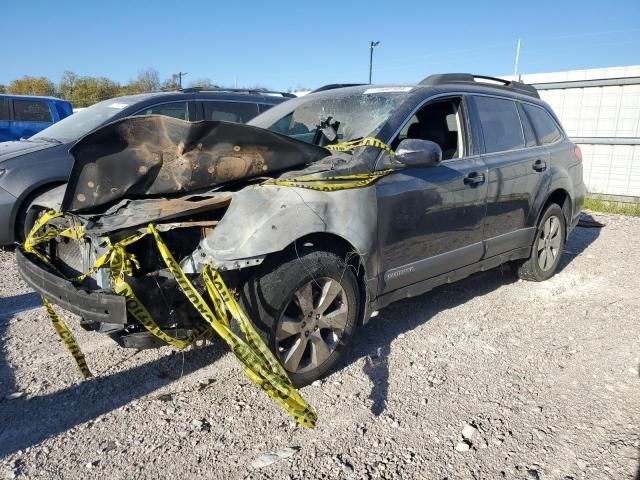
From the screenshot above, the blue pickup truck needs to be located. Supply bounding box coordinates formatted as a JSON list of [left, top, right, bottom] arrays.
[[0, 95, 73, 142]]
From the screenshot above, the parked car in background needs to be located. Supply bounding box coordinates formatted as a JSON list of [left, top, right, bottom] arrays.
[[0, 88, 294, 245], [0, 94, 73, 142]]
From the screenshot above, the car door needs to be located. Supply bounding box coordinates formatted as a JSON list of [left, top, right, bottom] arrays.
[[470, 95, 544, 258], [11, 99, 53, 139], [0, 98, 10, 141], [376, 95, 488, 295]]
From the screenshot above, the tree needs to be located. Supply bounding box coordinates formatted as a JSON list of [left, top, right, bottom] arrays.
[[59, 74, 120, 107], [188, 78, 218, 89], [0, 84, 6, 94], [160, 74, 180, 91], [8, 76, 55, 96], [58, 70, 80, 100]]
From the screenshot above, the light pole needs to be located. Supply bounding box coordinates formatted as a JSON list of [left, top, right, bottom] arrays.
[[177, 71, 188, 89], [368, 41, 380, 84]]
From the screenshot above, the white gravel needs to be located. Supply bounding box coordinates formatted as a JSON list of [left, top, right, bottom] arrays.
[[1, 212, 639, 479]]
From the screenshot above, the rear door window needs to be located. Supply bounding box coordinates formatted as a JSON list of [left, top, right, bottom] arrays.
[[517, 103, 537, 148], [474, 96, 524, 153], [0, 99, 9, 121], [135, 102, 188, 120], [203, 101, 259, 123], [522, 103, 562, 145], [13, 100, 52, 122]]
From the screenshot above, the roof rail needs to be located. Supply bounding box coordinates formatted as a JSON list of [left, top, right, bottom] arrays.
[[419, 73, 540, 99], [179, 86, 295, 98], [311, 83, 366, 93]]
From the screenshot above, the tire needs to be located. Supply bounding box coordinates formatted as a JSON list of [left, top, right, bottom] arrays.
[[241, 248, 360, 387], [517, 203, 566, 282], [16, 200, 45, 244]]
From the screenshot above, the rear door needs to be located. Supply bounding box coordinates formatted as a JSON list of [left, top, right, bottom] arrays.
[[11, 99, 54, 139], [0, 98, 10, 141], [470, 95, 543, 257], [376, 95, 488, 294]]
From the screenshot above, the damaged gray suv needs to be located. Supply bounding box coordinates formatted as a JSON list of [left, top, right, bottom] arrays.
[[17, 74, 585, 386]]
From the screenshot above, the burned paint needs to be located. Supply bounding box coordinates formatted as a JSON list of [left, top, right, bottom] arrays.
[[84, 192, 232, 234], [63, 116, 330, 212]]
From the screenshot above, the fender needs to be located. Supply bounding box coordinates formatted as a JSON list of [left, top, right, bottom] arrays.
[[183, 184, 379, 277], [527, 165, 574, 229]]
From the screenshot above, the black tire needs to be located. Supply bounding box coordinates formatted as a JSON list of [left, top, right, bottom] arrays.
[[517, 203, 566, 282], [16, 199, 45, 244], [241, 248, 360, 387]]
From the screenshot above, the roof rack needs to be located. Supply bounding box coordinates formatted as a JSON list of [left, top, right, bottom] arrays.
[[419, 73, 540, 99], [311, 83, 366, 93], [179, 87, 296, 98]]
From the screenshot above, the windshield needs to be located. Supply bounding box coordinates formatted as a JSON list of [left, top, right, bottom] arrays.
[[31, 98, 133, 143], [249, 88, 410, 145]]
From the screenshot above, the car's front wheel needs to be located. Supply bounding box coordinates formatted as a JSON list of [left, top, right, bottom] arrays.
[[517, 203, 566, 281], [241, 248, 360, 387]]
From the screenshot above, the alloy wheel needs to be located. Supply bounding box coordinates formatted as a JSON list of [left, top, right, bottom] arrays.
[[276, 277, 348, 373], [537, 215, 562, 271]]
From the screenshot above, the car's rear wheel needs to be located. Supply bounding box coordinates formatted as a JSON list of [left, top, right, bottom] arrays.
[[241, 248, 360, 387], [517, 203, 566, 282]]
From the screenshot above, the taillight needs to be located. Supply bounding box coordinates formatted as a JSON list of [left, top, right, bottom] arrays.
[[574, 145, 582, 162]]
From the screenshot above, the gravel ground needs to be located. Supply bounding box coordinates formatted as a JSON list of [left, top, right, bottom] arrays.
[[0, 212, 638, 479]]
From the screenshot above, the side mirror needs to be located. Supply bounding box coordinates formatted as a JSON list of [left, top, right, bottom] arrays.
[[395, 139, 442, 167]]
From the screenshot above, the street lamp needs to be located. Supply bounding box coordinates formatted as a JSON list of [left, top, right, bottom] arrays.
[[368, 41, 380, 84], [177, 71, 188, 89]]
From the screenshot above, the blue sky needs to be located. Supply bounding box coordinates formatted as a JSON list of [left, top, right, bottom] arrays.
[[3, 0, 639, 90]]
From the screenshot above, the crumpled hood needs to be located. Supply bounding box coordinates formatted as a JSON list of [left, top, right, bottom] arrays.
[[0, 140, 54, 163], [62, 115, 330, 212]]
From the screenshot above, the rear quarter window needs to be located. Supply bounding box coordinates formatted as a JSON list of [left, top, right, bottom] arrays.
[[522, 103, 562, 145], [203, 101, 259, 123], [474, 96, 525, 153], [13, 100, 53, 122]]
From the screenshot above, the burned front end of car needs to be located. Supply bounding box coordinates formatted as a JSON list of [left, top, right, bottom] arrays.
[[17, 115, 331, 349]]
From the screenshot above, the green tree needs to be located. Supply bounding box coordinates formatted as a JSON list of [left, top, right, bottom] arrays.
[[60, 74, 120, 107], [0, 84, 6, 94], [8, 76, 56, 96]]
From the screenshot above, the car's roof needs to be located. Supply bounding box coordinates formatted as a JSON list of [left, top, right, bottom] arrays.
[[112, 89, 291, 105], [0, 93, 70, 103], [304, 81, 547, 107]]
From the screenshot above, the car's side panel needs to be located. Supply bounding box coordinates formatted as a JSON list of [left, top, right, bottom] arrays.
[[375, 159, 488, 295]]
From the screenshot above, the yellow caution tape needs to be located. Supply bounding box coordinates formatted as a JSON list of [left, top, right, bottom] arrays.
[[22, 211, 317, 427], [266, 169, 393, 191], [147, 224, 317, 427], [266, 137, 395, 191], [42, 296, 93, 379], [326, 136, 395, 156]]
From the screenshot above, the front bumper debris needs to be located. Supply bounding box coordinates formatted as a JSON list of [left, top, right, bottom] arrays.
[[16, 249, 127, 324]]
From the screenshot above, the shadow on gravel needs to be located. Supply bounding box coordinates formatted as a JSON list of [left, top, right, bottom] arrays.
[[0, 342, 225, 458], [558, 214, 602, 272], [346, 225, 602, 417], [348, 264, 518, 416]]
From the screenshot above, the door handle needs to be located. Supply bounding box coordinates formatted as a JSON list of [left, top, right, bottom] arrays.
[[463, 172, 485, 186], [533, 159, 547, 172]]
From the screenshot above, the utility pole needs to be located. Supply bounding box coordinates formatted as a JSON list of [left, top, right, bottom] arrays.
[[369, 41, 380, 84], [177, 71, 188, 89], [513, 39, 521, 80]]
